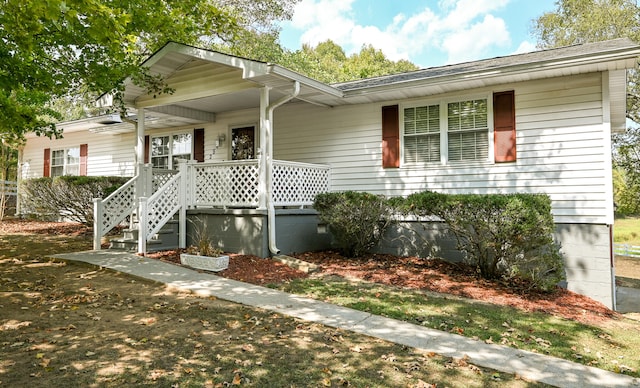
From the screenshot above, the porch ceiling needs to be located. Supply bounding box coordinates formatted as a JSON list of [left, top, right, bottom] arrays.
[[116, 44, 345, 117]]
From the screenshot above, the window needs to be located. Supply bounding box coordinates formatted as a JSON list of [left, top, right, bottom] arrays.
[[447, 99, 489, 161], [51, 147, 80, 177], [151, 133, 192, 169], [402, 97, 489, 164], [404, 105, 440, 163]]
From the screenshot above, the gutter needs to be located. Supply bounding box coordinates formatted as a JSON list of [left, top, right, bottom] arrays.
[[266, 81, 300, 255]]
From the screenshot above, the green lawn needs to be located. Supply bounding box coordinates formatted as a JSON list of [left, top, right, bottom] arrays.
[[614, 217, 640, 245]]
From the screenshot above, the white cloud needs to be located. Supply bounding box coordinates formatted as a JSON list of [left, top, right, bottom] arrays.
[[286, 0, 516, 67], [441, 14, 511, 63], [513, 40, 537, 54]]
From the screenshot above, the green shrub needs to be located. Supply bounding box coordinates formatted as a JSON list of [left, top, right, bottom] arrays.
[[401, 191, 565, 292], [20, 176, 129, 225], [314, 191, 392, 257]]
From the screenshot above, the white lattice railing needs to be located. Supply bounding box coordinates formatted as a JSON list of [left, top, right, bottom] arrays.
[[93, 175, 138, 249], [138, 171, 183, 253], [189, 160, 260, 208], [152, 168, 177, 191], [272, 160, 331, 206], [186, 159, 330, 208], [93, 166, 177, 250]]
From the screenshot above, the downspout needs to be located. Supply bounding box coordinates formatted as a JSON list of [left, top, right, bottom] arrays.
[[266, 81, 300, 255]]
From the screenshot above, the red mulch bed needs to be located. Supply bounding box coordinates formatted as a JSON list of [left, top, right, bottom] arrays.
[[150, 248, 618, 325], [1, 219, 619, 325]]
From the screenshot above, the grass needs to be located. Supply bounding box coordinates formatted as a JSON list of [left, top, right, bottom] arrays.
[[614, 216, 640, 245], [0, 223, 547, 388], [274, 278, 640, 377]]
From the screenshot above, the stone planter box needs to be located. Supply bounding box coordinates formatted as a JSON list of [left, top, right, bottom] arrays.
[[180, 253, 229, 272]]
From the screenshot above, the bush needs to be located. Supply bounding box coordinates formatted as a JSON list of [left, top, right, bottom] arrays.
[[401, 191, 565, 292], [314, 191, 392, 257], [20, 176, 129, 225]]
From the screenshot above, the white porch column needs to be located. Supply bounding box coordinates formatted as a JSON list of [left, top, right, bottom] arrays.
[[258, 86, 270, 210], [135, 107, 145, 175]]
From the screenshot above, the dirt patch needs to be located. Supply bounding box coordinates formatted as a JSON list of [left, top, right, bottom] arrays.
[[616, 255, 640, 281]]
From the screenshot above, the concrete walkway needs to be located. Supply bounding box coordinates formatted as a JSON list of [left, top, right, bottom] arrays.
[[52, 250, 640, 388]]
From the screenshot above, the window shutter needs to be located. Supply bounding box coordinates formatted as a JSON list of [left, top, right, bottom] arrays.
[[43, 148, 51, 177], [493, 91, 516, 162], [382, 105, 400, 168], [194, 128, 205, 162], [144, 135, 150, 163], [79, 144, 88, 176]]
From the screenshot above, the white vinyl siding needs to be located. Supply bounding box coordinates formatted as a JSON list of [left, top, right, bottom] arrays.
[[275, 72, 609, 224], [21, 72, 611, 224]]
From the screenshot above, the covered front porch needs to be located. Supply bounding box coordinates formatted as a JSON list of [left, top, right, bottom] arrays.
[[93, 158, 331, 256], [90, 42, 343, 256]]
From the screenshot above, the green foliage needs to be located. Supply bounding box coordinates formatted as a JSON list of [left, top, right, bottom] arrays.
[[0, 0, 239, 141], [284, 40, 419, 83], [314, 191, 392, 257], [613, 126, 640, 215], [400, 192, 565, 292], [613, 167, 640, 215], [20, 176, 129, 225]]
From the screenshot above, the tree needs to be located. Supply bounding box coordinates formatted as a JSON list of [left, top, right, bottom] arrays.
[[0, 0, 240, 143], [613, 127, 640, 215], [284, 40, 419, 83]]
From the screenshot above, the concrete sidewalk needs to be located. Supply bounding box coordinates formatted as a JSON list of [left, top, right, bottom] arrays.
[[52, 250, 639, 388]]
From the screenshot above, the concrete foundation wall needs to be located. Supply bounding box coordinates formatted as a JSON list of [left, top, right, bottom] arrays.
[[554, 223, 614, 309], [186, 209, 269, 257], [187, 208, 332, 258]]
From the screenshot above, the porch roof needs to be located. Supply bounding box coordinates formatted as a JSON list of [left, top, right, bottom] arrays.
[[93, 38, 640, 133]]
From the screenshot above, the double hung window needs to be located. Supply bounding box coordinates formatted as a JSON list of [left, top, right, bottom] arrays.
[[151, 133, 192, 169], [447, 99, 489, 161], [402, 97, 489, 164], [51, 147, 80, 177]]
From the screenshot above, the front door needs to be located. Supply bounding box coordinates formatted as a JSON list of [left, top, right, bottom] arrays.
[[231, 126, 255, 160]]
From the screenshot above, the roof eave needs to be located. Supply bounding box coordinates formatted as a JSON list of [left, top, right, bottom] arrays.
[[341, 47, 640, 98]]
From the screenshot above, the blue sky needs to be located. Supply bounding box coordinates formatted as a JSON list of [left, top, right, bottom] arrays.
[[279, 0, 558, 68]]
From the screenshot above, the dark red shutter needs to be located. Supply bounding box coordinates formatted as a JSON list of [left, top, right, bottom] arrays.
[[194, 128, 205, 162], [43, 148, 51, 177], [493, 91, 516, 163], [144, 135, 150, 164], [382, 105, 400, 168], [79, 144, 88, 176]]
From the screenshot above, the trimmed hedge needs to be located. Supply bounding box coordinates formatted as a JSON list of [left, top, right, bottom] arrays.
[[397, 191, 566, 292], [20, 176, 129, 225], [314, 191, 392, 257]]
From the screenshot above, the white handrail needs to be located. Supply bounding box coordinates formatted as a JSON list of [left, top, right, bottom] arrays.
[[93, 175, 138, 250]]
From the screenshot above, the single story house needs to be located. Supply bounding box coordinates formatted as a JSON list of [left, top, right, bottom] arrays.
[[18, 38, 640, 309]]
